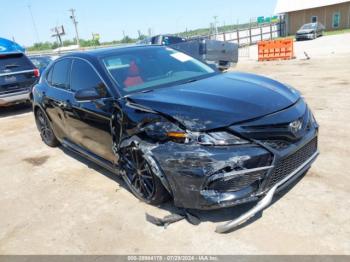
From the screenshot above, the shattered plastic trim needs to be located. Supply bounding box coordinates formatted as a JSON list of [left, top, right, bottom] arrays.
[[215, 150, 319, 233], [207, 163, 273, 182], [119, 135, 172, 194]]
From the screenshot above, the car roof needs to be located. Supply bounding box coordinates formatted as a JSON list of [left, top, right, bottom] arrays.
[[304, 22, 317, 26], [63, 45, 164, 61]]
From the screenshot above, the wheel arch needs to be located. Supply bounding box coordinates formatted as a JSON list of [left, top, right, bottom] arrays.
[[118, 135, 174, 197]]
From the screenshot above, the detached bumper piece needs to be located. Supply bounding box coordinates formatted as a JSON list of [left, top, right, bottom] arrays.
[[215, 149, 319, 233]]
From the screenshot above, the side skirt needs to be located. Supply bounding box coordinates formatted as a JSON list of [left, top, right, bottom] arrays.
[[61, 139, 119, 175]]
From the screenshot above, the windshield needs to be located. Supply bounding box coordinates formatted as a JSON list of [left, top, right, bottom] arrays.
[[301, 23, 316, 30], [162, 36, 186, 45], [30, 57, 52, 69], [102, 47, 216, 94], [0, 53, 34, 73]]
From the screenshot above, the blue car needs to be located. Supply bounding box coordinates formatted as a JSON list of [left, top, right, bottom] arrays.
[[0, 37, 25, 53]]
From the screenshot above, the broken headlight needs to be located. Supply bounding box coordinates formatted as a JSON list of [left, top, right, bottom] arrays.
[[195, 132, 249, 146], [144, 121, 249, 145], [143, 121, 184, 142], [167, 131, 249, 146]]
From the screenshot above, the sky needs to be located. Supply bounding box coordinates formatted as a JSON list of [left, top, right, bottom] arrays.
[[0, 0, 278, 47]]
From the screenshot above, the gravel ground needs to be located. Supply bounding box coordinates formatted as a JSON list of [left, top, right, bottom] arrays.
[[0, 34, 349, 255]]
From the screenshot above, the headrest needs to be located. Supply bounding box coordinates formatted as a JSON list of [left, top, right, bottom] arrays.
[[128, 60, 140, 76]]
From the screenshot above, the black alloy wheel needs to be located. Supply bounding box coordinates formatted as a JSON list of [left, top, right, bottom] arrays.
[[121, 146, 170, 205], [35, 109, 59, 147]]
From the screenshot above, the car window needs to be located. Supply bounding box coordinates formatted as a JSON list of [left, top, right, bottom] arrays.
[[0, 53, 34, 74], [70, 59, 108, 97], [46, 66, 53, 83], [51, 59, 71, 89], [301, 23, 316, 30]]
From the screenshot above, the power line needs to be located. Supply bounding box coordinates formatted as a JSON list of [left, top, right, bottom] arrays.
[[27, 4, 40, 43], [69, 8, 80, 46]]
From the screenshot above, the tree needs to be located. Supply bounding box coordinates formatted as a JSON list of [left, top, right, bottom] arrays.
[[120, 36, 134, 44], [137, 34, 147, 41]]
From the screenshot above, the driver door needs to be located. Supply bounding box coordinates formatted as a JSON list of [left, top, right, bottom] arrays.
[[65, 58, 116, 164]]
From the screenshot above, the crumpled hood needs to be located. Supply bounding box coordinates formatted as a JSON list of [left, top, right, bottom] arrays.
[[127, 72, 300, 131]]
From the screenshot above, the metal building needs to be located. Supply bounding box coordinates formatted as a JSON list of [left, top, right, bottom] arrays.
[[275, 0, 350, 35]]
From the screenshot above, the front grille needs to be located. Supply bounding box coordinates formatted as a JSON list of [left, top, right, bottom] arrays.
[[261, 140, 290, 150], [207, 171, 266, 192], [266, 137, 318, 188]]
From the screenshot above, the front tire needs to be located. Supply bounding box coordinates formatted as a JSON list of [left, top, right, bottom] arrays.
[[121, 146, 170, 205], [35, 108, 60, 147]]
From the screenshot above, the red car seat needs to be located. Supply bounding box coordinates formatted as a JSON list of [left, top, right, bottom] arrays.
[[124, 60, 144, 87]]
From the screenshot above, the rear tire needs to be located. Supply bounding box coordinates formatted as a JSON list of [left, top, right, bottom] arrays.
[[35, 108, 60, 147], [121, 145, 170, 205]]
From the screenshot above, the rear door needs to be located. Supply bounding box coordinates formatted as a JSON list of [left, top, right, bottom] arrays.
[[66, 58, 115, 163], [43, 58, 73, 140], [0, 53, 38, 97]]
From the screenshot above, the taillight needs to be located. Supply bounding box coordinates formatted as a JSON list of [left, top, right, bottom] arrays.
[[34, 68, 40, 77]]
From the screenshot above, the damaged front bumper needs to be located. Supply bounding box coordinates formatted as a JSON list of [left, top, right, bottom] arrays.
[[120, 98, 319, 232], [215, 149, 319, 233], [150, 142, 273, 210], [146, 126, 318, 211]]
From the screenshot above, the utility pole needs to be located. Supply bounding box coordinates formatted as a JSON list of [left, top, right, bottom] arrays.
[[51, 26, 65, 47], [213, 16, 219, 40], [213, 16, 219, 34], [27, 4, 40, 43], [69, 8, 80, 46]]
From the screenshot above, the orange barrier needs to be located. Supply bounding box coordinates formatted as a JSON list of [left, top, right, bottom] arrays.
[[258, 39, 294, 61]]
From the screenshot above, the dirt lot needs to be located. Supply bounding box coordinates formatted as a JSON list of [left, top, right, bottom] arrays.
[[1, 34, 350, 254]]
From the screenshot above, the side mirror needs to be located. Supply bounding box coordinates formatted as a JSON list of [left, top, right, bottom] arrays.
[[74, 88, 101, 102]]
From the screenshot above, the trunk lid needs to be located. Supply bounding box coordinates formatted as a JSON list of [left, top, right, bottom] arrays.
[[0, 53, 38, 95]]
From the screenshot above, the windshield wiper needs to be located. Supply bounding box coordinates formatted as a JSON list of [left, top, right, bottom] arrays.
[[179, 78, 199, 86], [140, 89, 154, 93]]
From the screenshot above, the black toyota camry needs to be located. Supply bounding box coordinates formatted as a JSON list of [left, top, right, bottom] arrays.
[[32, 46, 319, 232]]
